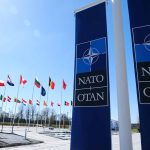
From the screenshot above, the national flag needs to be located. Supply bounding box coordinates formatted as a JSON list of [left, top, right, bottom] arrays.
[[0, 95, 7, 102], [41, 86, 46, 96], [0, 80, 5, 87], [34, 77, 41, 88], [43, 101, 47, 106], [71, 101, 73, 106], [57, 103, 61, 106], [49, 77, 51, 87], [50, 81, 55, 90], [29, 99, 33, 105], [0, 94, 3, 100], [22, 98, 27, 105], [14, 98, 21, 103], [7, 75, 14, 86], [64, 101, 69, 106], [7, 96, 11, 102], [36, 100, 40, 106], [49, 77, 55, 89], [51, 101, 54, 107], [62, 80, 67, 90], [20, 75, 27, 86], [3, 97, 6, 102]]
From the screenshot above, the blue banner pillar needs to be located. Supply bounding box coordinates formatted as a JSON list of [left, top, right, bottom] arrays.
[[127, 0, 150, 149], [71, 1, 111, 150]]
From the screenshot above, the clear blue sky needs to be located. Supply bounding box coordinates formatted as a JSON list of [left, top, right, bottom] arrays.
[[0, 0, 138, 123]]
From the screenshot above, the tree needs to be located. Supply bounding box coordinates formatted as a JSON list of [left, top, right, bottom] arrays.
[[41, 107, 50, 126], [18, 104, 24, 120], [31, 105, 36, 121], [25, 106, 31, 125], [49, 109, 57, 126]]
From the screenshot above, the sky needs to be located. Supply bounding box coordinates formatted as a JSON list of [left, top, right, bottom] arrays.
[[0, 0, 139, 123]]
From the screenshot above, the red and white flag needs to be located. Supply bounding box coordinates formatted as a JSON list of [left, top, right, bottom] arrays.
[[7, 96, 11, 102], [20, 75, 27, 86], [22, 98, 27, 105], [0, 80, 5, 87]]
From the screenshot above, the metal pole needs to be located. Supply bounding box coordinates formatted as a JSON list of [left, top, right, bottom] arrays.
[[28, 84, 35, 130], [1, 101, 7, 133], [1, 80, 7, 132], [59, 88, 62, 129], [2, 99, 8, 127], [12, 83, 20, 133], [112, 0, 133, 149], [36, 94, 41, 132], [45, 84, 49, 127], [10, 98, 15, 126], [69, 103, 72, 129], [27, 105, 30, 130]]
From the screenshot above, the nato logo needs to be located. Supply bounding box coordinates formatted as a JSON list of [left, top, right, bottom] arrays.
[[76, 38, 107, 74], [83, 47, 100, 66], [133, 25, 150, 62]]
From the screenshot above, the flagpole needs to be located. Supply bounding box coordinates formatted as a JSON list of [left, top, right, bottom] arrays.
[[49, 103, 51, 127], [1, 78, 7, 132], [1, 97, 8, 132], [49, 106, 52, 127], [69, 103, 72, 130], [45, 84, 49, 127], [10, 98, 15, 126], [112, 0, 133, 149], [12, 83, 20, 133], [36, 94, 41, 132], [59, 87, 62, 129], [27, 104, 30, 131], [9, 108, 12, 126], [28, 84, 35, 130]]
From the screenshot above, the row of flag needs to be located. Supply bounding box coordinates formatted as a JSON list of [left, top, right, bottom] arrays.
[[0, 94, 72, 107], [0, 75, 67, 96], [0, 75, 70, 115], [0, 75, 67, 89]]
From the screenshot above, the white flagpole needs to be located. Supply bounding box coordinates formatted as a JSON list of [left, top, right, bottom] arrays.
[[28, 84, 35, 130], [12, 83, 20, 133], [69, 102, 72, 129], [2, 97, 9, 131], [27, 104, 30, 130], [36, 93, 41, 132], [10, 98, 15, 126], [59, 88, 62, 129], [49, 102, 52, 127], [45, 83, 49, 127], [112, 0, 133, 149], [1, 77, 7, 132]]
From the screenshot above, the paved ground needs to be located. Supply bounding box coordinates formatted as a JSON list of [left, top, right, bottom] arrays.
[[0, 126, 141, 150]]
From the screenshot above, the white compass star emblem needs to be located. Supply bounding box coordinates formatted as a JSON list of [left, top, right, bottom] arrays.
[[83, 47, 100, 66]]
